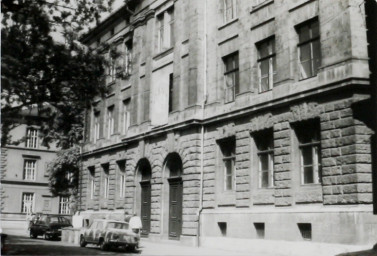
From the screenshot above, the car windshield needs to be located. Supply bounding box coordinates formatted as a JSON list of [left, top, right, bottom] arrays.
[[107, 222, 129, 229]]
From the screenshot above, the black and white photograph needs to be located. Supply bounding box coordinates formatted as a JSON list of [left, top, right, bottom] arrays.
[[1, 0, 377, 255]]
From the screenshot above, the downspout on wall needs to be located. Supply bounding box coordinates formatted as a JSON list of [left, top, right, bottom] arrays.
[[197, 0, 207, 247]]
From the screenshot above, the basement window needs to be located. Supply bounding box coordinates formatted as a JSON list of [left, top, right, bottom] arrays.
[[218, 222, 227, 236], [298, 223, 312, 240], [254, 222, 265, 239]]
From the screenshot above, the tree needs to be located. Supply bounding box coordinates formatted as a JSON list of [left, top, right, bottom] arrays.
[[1, 0, 115, 147], [1, 0, 117, 207]]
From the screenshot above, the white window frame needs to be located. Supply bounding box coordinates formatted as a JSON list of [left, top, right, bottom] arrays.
[[223, 0, 237, 24], [156, 6, 174, 52], [106, 51, 116, 84], [219, 139, 236, 191], [24, 159, 36, 181], [104, 175, 109, 199], [119, 173, 126, 198], [257, 139, 274, 188], [89, 167, 96, 200], [257, 37, 276, 93], [122, 100, 130, 135], [26, 128, 38, 148], [107, 106, 114, 138], [223, 52, 239, 103], [297, 19, 321, 80], [21, 193, 34, 214], [93, 111, 100, 142], [300, 141, 321, 185], [59, 196, 70, 215]]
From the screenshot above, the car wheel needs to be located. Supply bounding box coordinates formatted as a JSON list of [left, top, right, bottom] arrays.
[[44, 234, 50, 240], [99, 239, 108, 251], [30, 231, 37, 239], [79, 236, 87, 247]]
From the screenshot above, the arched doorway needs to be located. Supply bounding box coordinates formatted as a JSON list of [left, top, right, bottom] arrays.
[[164, 153, 183, 240], [136, 158, 151, 237]]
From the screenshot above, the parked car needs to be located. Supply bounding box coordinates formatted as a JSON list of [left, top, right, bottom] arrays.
[[29, 215, 72, 240], [79, 219, 140, 251]]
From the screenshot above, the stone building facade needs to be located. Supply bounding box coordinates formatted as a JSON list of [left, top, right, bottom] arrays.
[[1, 107, 70, 224], [78, 0, 376, 246]]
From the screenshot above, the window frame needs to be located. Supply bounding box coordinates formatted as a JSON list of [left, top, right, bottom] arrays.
[[21, 192, 34, 213], [156, 6, 175, 53], [88, 167, 96, 200], [102, 164, 110, 199], [93, 111, 100, 142], [26, 128, 38, 148], [223, 0, 237, 24], [218, 138, 236, 191], [254, 130, 274, 188], [23, 159, 37, 181], [294, 120, 322, 185], [122, 99, 130, 135], [59, 196, 70, 215], [296, 18, 321, 80], [107, 106, 115, 138], [223, 52, 240, 103], [256, 37, 276, 93]]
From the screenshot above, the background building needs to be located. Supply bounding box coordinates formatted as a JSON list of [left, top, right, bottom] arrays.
[[1, 106, 70, 228], [78, 0, 376, 247]]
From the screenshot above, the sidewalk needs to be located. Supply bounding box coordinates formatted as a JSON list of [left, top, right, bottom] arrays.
[[2, 227, 375, 256]]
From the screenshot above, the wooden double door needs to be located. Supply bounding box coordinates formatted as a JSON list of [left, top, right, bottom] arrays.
[[140, 180, 151, 236], [168, 177, 183, 239]]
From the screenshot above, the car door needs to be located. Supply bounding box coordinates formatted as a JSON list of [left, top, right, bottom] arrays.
[[94, 221, 103, 243], [86, 221, 97, 243]]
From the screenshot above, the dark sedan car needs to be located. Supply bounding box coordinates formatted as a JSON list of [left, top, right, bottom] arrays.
[[29, 215, 72, 240]]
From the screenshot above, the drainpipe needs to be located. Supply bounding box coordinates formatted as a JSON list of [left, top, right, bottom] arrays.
[[197, 0, 207, 247]]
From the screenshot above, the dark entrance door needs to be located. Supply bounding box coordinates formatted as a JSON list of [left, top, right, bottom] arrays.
[[140, 180, 151, 236], [168, 177, 182, 239]]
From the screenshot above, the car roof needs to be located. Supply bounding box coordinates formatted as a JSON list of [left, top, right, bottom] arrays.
[[93, 219, 128, 224]]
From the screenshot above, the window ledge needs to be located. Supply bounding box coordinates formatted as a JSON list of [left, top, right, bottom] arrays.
[[250, 0, 274, 14], [218, 18, 239, 31], [121, 83, 131, 91], [153, 47, 174, 61], [298, 75, 317, 82], [300, 183, 322, 187]]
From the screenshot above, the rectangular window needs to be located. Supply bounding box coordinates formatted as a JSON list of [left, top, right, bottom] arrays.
[[254, 223, 265, 239], [298, 223, 312, 240], [59, 196, 70, 214], [223, 0, 237, 23], [256, 37, 276, 93], [122, 100, 130, 134], [118, 161, 126, 198], [88, 167, 95, 200], [107, 106, 114, 138], [156, 7, 174, 52], [124, 40, 133, 77], [168, 73, 174, 113], [295, 120, 321, 184], [93, 111, 100, 142], [103, 164, 110, 199], [23, 160, 36, 181], [254, 129, 274, 188], [21, 193, 34, 213], [223, 52, 239, 102], [26, 128, 38, 148], [219, 138, 236, 191], [296, 18, 321, 79], [106, 51, 116, 84]]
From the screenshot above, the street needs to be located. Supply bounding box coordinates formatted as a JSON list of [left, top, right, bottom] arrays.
[[1, 233, 256, 256]]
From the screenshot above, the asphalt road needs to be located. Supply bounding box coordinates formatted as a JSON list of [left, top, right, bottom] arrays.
[[2, 235, 139, 255]]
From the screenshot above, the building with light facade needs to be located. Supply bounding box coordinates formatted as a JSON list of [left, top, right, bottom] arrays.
[[78, 0, 377, 246], [1, 107, 71, 225]]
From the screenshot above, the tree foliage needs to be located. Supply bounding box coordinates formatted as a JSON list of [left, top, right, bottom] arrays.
[[1, 0, 115, 148], [48, 146, 80, 196]]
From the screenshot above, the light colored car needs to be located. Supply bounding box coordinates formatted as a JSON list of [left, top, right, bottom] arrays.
[[79, 219, 140, 251]]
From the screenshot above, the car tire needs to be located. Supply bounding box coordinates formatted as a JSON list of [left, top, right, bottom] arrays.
[[99, 239, 108, 251], [30, 231, 37, 239], [79, 236, 87, 248]]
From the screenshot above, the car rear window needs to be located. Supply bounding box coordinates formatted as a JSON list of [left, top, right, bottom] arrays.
[[107, 222, 129, 229]]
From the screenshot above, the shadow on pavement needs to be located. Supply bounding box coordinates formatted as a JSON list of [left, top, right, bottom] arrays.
[[1, 234, 141, 255], [337, 244, 377, 256]]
